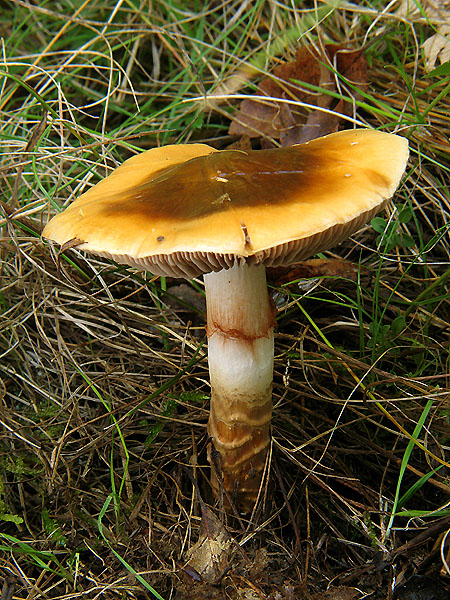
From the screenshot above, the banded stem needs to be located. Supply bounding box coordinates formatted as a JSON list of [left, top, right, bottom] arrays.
[[204, 262, 275, 507]]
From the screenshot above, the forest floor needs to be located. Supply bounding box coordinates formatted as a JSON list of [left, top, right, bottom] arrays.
[[1, 1, 449, 599]]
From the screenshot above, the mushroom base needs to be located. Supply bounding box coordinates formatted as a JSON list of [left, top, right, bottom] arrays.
[[204, 262, 275, 508]]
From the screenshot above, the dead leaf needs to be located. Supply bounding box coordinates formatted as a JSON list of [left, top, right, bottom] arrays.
[[229, 45, 367, 145], [183, 505, 233, 584], [292, 99, 344, 146], [267, 259, 361, 286], [423, 25, 450, 71], [225, 135, 253, 152], [397, 0, 450, 22], [396, 0, 450, 71], [167, 283, 206, 313]]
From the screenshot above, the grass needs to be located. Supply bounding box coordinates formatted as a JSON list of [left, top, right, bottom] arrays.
[[1, 0, 450, 598]]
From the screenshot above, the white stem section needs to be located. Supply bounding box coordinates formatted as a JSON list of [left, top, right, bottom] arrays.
[[203, 262, 274, 504]]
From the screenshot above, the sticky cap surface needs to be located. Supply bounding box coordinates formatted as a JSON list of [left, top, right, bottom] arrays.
[[43, 129, 409, 277]]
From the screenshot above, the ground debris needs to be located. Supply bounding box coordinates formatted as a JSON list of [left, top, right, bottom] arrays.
[[267, 259, 361, 286], [229, 44, 367, 145], [396, 0, 450, 70], [393, 575, 450, 600], [308, 587, 360, 600], [183, 505, 234, 584], [422, 25, 450, 72]]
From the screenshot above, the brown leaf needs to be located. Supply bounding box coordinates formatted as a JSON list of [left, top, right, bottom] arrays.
[[225, 134, 254, 152], [267, 259, 361, 286], [183, 506, 233, 584], [422, 24, 450, 71], [229, 45, 367, 145]]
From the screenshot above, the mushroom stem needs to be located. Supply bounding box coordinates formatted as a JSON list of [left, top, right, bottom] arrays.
[[204, 262, 275, 506]]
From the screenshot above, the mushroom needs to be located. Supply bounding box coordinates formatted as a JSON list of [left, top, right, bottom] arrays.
[[43, 129, 409, 509]]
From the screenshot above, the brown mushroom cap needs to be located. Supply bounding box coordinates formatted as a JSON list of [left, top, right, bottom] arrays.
[[43, 129, 409, 277]]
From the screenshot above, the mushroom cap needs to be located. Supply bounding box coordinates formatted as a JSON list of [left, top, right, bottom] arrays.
[[43, 129, 409, 278]]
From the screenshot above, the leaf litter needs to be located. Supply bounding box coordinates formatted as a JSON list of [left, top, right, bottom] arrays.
[[229, 44, 368, 146], [396, 0, 450, 71]]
